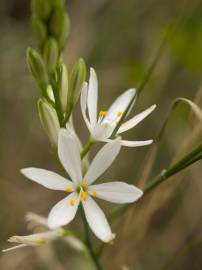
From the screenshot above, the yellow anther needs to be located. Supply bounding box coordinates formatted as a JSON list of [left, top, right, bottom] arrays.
[[81, 191, 88, 201], [82, 181, 90, 188], [91, 190, 97, 197], [36, 240, 47, 246], [117, 111, 123, 117], [66, 187, 73, 193], [69, 199, 75, 206], [99, 110, 108, 117]]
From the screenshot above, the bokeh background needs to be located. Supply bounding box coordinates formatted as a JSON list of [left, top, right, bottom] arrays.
[[0, 0, 202, 269]]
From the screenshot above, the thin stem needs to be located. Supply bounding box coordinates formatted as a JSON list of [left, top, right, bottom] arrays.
[[80, 206, 104, 270], [81, 139, 95, 159], [108, 143, 202, 220]]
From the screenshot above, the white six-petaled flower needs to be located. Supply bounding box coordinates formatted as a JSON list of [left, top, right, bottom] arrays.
[[80, 68, 156, 147], [21, 129, 143, 243]]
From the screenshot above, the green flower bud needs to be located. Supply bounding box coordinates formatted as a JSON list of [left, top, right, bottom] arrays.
[[43, 37, 59, 74], [27, 48, 49, 95], [51, 0, 66, 8], [31, 0, 51, 20], [49, 8, 70, 49], [47, 85, 55, 103], [56, 63, 68, 112], [66, 58, 86, 119], [38, 98, 60, 148], [31, 16, 47, 48]]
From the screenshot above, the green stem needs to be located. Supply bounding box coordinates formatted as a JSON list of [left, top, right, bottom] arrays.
[[81, 139, 95, 159], [80, 206, 104, 270], [108, 143, 202, 220]]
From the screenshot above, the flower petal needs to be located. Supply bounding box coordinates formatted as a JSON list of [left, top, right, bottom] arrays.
[[8, 231, 62, 245], [80, 82, 91, 131], [82, 196, 114, 242], [48, 193, 80, 229], [21, 168, 73, 191], [58, 129, 82, 184], [88, 182, 143, 204], [91, 123, 114, 141], [118, 104, 157, 134], [87, 68, 98, 128], [84, 139, 121, 184], [120, 139, 153, 147], [103, 89, 136, 124], [2, 244, 27, 252]]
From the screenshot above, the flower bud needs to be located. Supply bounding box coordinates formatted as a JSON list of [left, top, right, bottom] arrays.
[[31, 16, 47, 48], [49, 8, 70, 49], [46, 85, 55, 103], [31, 0, 51, 20], [51, 0, 66, 8], [70, 58, 86, 102], [43, 37, 59, 74], [38, 98, 60, 148], [27, 48, 49, 95], [55, 63, 68, 112]]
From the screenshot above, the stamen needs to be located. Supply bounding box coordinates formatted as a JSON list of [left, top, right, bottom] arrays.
[[66, 187, 73, 193], [36, 240, 47, 246], [81, 191, 88, 201], [117, 111, 123, 117], [82, 181, 90, 188], [69, 199, 75, 206], [91, 190, 97, 197], [99, 110, 108, 117]]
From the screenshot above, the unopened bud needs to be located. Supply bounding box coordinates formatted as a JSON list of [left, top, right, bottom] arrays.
[[43, 38, 59, 74], [50, 8, 70, 49], [66, 59, 86, 119], [27, 48, 49, 95], [51, 0, 66, 8], [31, 0, 51, 20], [38, 98, 60, 148], [55, 63, 68, 112], [31, 16, 47, 48]]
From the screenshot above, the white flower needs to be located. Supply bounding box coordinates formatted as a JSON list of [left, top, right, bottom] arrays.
[[21, 129, 143, 242], [80, 68, 156, 147], [3, 212, 85, 253], [2, 230, 62, 252]]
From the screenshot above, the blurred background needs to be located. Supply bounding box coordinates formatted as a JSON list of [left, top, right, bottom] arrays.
[[0, 0, 202, 269]]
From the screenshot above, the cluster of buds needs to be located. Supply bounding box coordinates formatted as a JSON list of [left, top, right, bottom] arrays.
[[27, 0, 86, 149]]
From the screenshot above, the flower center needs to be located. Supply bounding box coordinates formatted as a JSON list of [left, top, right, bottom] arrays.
[[66, 181, 97, 205]]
